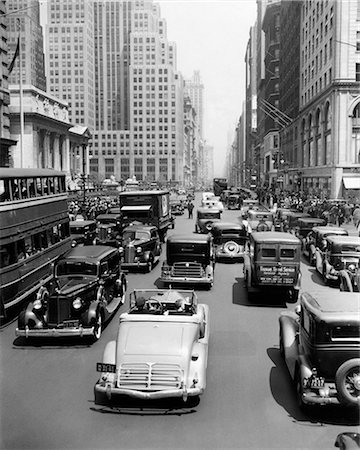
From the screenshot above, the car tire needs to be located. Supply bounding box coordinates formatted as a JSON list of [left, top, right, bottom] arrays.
[[184, 395, 200, 408], [205, 221, 213, 232], [335, 359, 360, 407], [256, 222, 269, 232], [92, 311, 103, 342], [147, 256, 154, 273]]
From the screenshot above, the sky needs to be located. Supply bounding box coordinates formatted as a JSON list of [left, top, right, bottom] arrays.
[[158, 0, 258, 177]]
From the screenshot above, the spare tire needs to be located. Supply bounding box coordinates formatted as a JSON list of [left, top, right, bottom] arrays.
[[205, 221, 213, 231], [223, 240, 240, 255], [335, 358, 360, 406], [256, 222, 269, 232]]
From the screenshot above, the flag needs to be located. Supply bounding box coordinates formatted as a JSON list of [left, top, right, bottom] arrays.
[[8, 37, 20, 74]]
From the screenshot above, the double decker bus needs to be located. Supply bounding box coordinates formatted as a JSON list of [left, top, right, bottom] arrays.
[[0, 168, 71, 322]]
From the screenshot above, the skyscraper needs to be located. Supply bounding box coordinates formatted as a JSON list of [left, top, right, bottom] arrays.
[[185, 71, 204, 138]]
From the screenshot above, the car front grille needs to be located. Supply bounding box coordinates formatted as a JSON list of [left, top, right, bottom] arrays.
[[118, 363, 183, 390], [98, 228, 108, 241], [47, 297, 72, 325], [124, 246, 136, 263], [173, 262, 202, 278]]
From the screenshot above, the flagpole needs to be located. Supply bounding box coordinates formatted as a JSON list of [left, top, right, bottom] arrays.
[[18, 18, 24, 167]]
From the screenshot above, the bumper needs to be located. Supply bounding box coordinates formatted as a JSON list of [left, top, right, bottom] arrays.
[[15, 325, 94, 338], [160, 276, 213, 285], [121, 261, 147, 269], [95, 383, 204, 401], [215, 252, 244, 262], [301, 388, 340, 406]]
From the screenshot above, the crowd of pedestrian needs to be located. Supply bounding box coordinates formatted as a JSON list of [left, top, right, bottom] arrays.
[[68, 196, 119, 221]]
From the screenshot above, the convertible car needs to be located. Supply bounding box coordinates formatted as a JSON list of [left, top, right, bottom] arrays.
[[94, 289, 210, 406]]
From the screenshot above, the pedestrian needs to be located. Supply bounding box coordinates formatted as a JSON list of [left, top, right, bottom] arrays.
[[187, 201, 194, 219]]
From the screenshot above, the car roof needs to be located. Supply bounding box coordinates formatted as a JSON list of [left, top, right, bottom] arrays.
[[123, 224, 155, 232], [301, 291, 360, 322], [211, 222, 243, 231], [70, 220, 96, 226], [63, 245, 116, 260], [197, 207, 220, 213], [96, 214, 120, 219], [119, 190, 169, 196], [312, 226, 348, 235], [297, 217, 326, 224], [248, 210, 273, 216], [167, 234, 212, 244], [325, 235, 360, 245], [251, 231, 301, 243]]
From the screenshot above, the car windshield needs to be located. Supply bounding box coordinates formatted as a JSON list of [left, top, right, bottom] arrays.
[[70, 226, 90, 234], [198, 212, 221, 219], [97, 218, 116, 225], [55, 261, 97, 276], [123, 230, 150, 241], [251, 214, 272, 220]]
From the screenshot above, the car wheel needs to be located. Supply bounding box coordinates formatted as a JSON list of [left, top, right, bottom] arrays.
[[335, 359, 360, 407], [183, 395, 200, 408], [92, 311, 103, 342], [147, 256, 154, 273], [205, 221, 212, 231]]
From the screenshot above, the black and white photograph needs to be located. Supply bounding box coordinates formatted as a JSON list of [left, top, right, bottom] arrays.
[[1, 0, 360, 449]]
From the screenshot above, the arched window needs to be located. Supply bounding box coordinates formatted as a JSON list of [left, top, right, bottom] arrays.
[[352, 102, 360, 163], [315, 108, 322, 165], [324, 102, 332, 165]]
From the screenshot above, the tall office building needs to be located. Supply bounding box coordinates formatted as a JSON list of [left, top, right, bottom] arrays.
[[45, 0, 95, 130], [298, 0, 360, 199], [7, 0, 46, 91], [185, 71, 204, 138]]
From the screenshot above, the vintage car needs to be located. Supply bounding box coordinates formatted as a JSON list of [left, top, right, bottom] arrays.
[[227, 194, 242, 210], [334, 432, 360, 450], [302, 225, 348, 265], [294, 217, 327, 239], [94, 288, 209, 406], [202, 192, 215, 202], [279, 291, 360, 408], [70, 220, 97, 247], [119, 224, 162, 272], [170, 200, 184, 215], [16, 246, 127, 341], [315, 235, 360, 286], [201, 197, 224, 213], [286, 211, 311, 232], [243, 232, 302, 302], [243, 210, 274, 234], [160, 234, 215, 289], [95, 213, 123, 247], [274, 208, 299, 232], [211, 222, 247, 262], [195, 207, 221, 233], [240, 199, 261, 217]]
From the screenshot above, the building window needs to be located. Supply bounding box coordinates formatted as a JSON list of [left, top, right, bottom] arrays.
[[356, 64, 360, 82], [105, 158, 114, 178]]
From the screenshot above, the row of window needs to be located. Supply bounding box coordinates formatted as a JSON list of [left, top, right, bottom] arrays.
[[0, 223, 70, 269], [0, 176, 66, 203]]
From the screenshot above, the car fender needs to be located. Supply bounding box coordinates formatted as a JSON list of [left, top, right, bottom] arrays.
[[143, 250, 151, 261], [86, 301, 102, 325], [188, 342, 208, 389], [294, 271, 302, 290], [197, 303, 210, 344], [19, 304, 44, 328], [315, 249, 323, 272], [279, 313, 299, 379]]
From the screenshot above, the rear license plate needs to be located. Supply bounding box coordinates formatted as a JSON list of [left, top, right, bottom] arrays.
[[63, 320, 79, 328], [309, 377, 325, 388], [97, 363, 116, 373]]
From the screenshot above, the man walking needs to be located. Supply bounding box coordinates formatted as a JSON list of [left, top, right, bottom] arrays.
[[187, 201, 194, 219]]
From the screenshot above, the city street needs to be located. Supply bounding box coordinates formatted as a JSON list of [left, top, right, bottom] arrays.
[[1, 198, 359, 450]]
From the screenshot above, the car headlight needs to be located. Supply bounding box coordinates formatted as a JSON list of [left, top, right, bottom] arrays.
[[33, 299, 43, 310], [119, 246, 124, 253], [107, 228, 112, 235], [348, 264, 356, 272], [71, 240, 77, 247], [72, 297, 82, 310], [136, 247, 142, 253]]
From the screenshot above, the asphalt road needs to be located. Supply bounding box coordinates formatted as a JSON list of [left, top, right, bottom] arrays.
[[1, 197, 359, 450]]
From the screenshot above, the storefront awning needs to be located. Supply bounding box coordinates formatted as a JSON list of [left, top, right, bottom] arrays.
[[343, 176, 360, 190]]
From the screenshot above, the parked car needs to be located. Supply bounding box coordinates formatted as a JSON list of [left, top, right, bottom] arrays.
[[119, 224, 162, 272], [243, 210, 274, 234], [211, 222, 247, 262], [279, 291, 360, 409], [286, 211, 311, 232], [195, 207, 221, 233], [70, 220, 97, 247], [94, 288, 209, 406], [302, 225, 348, 265], [160, 234, 215, 289], [16, 246, 127, 341], [243, 232, 302, 302], [315, 235, 360, 285], [95, 213, 123, 247], [294, 217, 327, 239]]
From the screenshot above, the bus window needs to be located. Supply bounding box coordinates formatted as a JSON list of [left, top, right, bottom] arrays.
[[59, 176, 65, 193], [11, 179, 20, 200], [36, 178, 43, 196], [16, 240, 27, 261], [59, 222, 70, 239], [0, 179, 11, 202], [49, 225, 61, 245], [53, 177, 59, 194], [28, 178, 36, 197], [20, 179, 28, 199], [0, 243, 17, 267], [48, 178, 55, 194]]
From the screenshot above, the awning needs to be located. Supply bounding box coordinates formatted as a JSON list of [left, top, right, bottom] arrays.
[[121, 205, 152, 212], [343, 176, 360, 190]]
